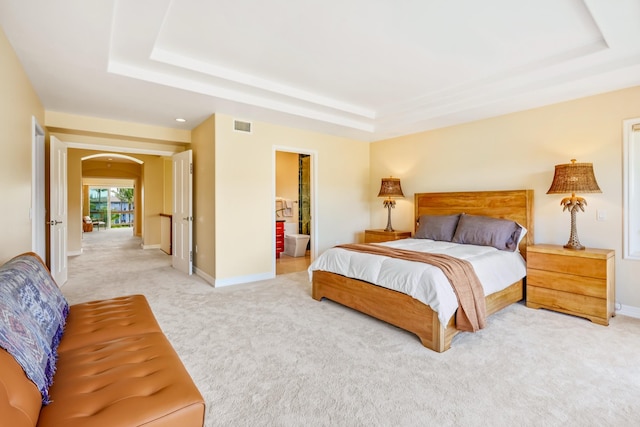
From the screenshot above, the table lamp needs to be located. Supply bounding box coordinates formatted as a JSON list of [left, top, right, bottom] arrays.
[[547, 159, 601, 250], [377, 177, 404, 232]]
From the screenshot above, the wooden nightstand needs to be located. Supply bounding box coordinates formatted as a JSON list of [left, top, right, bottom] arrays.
[[526, 244, 615, 325], [364, 229, 412, 243]]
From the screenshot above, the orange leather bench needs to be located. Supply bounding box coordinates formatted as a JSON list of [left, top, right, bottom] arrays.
[[0, 254, 205, 427]]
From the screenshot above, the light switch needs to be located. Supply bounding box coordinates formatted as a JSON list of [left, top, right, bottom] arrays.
[[596, 210, 607, 221]]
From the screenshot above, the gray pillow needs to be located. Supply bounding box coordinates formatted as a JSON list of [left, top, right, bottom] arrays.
[[415, 214, 461, 241], [451, 214, 522, 251]]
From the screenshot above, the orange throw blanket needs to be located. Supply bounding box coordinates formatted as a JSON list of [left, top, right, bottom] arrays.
[[336, 243, 487, 332]]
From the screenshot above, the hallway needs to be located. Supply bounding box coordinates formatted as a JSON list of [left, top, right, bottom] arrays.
[[77, 227, 310, 282]]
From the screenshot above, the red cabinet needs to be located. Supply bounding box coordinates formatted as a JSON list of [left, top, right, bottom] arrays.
[[276, 221, 285, 258]]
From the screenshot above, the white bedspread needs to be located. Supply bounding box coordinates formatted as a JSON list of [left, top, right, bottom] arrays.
[[308, 238, 526, 326]]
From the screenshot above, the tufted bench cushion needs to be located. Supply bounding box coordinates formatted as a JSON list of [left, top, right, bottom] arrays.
[[57, 295, 162, 353], [38, 333, 204, 427]]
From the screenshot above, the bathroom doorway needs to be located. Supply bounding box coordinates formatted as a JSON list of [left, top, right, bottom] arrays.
[[275, 149, 314, 275]]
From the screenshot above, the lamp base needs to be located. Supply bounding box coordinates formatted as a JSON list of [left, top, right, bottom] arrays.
[[383, 200, 395, 232], [564, 205, 586, 250], [563, 242, 585, 250]]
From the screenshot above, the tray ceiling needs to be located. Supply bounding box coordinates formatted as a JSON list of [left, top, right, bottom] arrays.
[[2, 0, 640, 141]]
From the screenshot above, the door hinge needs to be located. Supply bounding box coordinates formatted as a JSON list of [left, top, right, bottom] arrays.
[[190, 251, 193, 262], [190, 163, 193, 174]]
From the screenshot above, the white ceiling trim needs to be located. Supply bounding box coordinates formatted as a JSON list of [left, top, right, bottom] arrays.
[[381, 53, 640, 129], [108, 60, 376, 132], [67, 141, 177, 157], [150, 48, 376, 119], [81, 153, 144, 164], [377, 40, 609, 119]]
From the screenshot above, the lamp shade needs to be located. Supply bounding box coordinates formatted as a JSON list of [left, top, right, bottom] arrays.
[[377, 177, 404, 198], [546, 159, 601, 195]]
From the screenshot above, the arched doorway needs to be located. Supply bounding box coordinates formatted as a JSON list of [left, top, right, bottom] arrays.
[[80, 153, 143, 250]]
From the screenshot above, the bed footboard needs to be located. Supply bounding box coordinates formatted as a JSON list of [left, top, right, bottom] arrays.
[[312, 270, 457, 352], [312, 271, 524, 352]]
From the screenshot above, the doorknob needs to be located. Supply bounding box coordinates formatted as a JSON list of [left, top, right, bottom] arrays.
[[47, 220, 62, 226]]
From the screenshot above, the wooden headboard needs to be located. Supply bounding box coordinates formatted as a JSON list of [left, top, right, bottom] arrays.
[[414, 190, 534, 259]]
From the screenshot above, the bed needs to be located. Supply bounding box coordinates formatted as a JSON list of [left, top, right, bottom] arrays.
[[310, 189, 534, 352]]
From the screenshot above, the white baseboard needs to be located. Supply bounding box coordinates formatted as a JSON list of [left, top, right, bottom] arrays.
[[213, 271, 275, 288], [68, 249, 82, 256], [141, 244, 161, 250], [617, 304, 640, 319]]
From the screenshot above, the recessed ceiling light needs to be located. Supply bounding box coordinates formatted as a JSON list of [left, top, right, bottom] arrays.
[[175, 118, 187, 123]]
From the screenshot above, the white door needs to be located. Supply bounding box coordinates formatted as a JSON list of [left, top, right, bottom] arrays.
[[49, 135, 68, 286], [172, 150, 193, 275]]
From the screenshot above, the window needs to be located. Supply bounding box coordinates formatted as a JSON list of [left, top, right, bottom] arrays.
[[89, 186, 134, 228], [623, 118, 640, 259], [89, 187, 108, 223]]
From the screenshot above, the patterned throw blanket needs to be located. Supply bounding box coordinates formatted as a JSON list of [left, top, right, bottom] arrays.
[[0, 253, 69, 404], [336, 244, 487, 332]]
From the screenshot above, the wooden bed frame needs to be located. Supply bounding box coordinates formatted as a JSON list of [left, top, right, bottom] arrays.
[[312, 189, 534, 352]]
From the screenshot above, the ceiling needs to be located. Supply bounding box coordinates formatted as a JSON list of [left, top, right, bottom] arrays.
[[2, 0, 640, 142]]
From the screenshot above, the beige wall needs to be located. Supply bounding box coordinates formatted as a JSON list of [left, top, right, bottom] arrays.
[[371, 85, 640, 310], [276, 151, 299, 224], [163, 158, 173, 214], [67, 150, 84, 254], [141, 157, 166, 248], [212, 114, 370, 284], [191, 116, 216, 280], [0, 27, 45, 264]]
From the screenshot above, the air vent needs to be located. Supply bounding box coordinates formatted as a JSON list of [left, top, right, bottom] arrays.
[[233, 120, 252, 133]]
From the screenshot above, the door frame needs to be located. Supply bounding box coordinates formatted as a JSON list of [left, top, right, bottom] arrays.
[[623, 117, 640, 259], [273, 146, 317, 267], [31, 117, 46, 260]]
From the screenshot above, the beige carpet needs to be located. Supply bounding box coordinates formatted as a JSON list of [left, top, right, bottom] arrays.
[[63, 229, 640, 426]]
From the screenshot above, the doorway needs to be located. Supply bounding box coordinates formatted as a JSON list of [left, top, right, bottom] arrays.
[[80, 153, 142, 256], [275, 149, 315, 275], [80, 179, 138, 254]]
